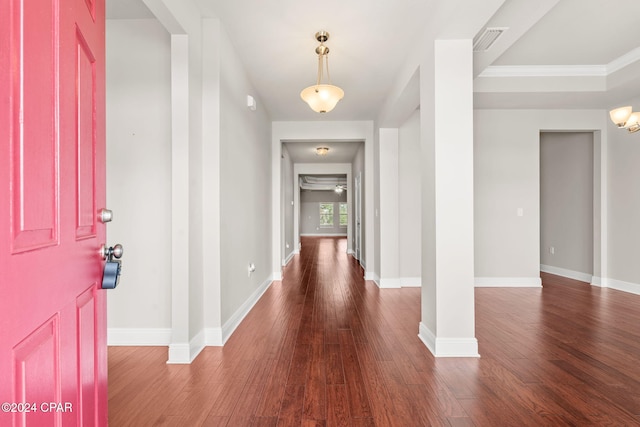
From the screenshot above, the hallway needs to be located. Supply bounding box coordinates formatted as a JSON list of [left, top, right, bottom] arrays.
[[109, 236, 640, 426]]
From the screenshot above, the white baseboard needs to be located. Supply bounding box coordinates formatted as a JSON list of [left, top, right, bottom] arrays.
[[474, 277, 542, 287], [599, 277, 640, 295], [377, 277, 422, 288], [190, 330, 205, 361], [217, 275, 273, 345], [366, 272, 380, 287], [418, 322, 479, 358], [300, 233, 348, 237], [282, 250, 295, 266], [205, 327, 223, 346], [401, 277, 421, 288], [166, 329, 205, 364], [591, 276, 603, 286], [378, 278, 401, 289], [272, 270, 283, 281], [167, 343, 190, 364], [107, 328, 171, 346], [540, 264, 592, 283]]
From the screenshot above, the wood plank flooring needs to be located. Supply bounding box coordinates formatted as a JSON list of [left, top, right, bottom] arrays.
[[109, 236, 640, 426]]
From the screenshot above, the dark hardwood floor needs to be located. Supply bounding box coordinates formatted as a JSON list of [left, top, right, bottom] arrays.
[[109, 236, 640, 426]]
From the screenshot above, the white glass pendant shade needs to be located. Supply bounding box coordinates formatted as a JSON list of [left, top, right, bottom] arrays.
[[610, 106, 632, 127], [300, 84, 344, 113]]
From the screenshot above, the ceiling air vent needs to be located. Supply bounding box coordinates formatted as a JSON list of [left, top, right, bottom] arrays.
[[473, 27, 507, 52]]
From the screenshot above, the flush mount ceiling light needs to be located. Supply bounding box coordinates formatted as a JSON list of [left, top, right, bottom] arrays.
[[610, 106, 640, 133], [300, 31, 344, 113], [316, 147, 329, 156]]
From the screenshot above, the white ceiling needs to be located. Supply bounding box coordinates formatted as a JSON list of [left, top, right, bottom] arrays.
[[494, 0, 640, 66], [106, 0, 640, 119]]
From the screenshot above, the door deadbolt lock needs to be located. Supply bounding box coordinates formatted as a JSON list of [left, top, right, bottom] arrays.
[[101, 244, 123, 289]]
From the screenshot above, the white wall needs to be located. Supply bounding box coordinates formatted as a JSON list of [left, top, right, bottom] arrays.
[[474, 109, 608, 287], [217, 27, 272, 326], [540, 132, 593, 280], [108, 6, 273, 361], [608, 97, 640, 291], [398, 110, 422, 284], [300, 191, 348, 236], [106, 19, 172, 337], [378, 129, 399, 287]]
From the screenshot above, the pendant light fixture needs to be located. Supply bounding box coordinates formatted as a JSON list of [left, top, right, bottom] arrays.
[[300, 31, 344, 113]]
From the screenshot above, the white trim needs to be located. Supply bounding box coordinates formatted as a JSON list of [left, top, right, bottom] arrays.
[[418, 323, 480, 358], [167, 344, 191, 364], [591, 276, 603, 287], [282, 250, 295, 266], [366, 272, 380, 287], [205, 328, 223, 346], [607, 47, 640, 74], [189, 330, 205, 361], [378, 278, 401, 289], [400, 277, 421, 288], [600, 278, 640, 296], [299, 233, 348, 237], [272, 271, 283, 281], [218, 276, 273, 345], [167, 330, 206, 364], [479, 64, 607, 78], [474, 277, 542, 287], [540, 264, 592, 283], [107, 328, 172, 346], [376, 277, 421, 288], [479, 47, 640, 80]]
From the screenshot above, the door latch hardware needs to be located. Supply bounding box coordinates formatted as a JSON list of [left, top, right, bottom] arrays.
[[101, 244, 123, 289]]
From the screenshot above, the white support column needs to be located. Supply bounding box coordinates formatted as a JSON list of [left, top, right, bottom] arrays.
[[418, 39, 478, 357], [168, 34, 191, 363], [378, 129, 400, 288]]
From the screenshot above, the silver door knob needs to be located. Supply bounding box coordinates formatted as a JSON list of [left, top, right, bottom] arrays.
[[101, 244, 123, 260]]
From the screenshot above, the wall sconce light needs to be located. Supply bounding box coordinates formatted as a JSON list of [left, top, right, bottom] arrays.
[[610, 106, 640, 133], [334, 185, 344, 194], [316, 147, 329, 156]]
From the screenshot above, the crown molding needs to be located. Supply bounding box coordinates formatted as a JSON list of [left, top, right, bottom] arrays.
[[479, 65, 606, 78], [607, 46, 640, 74], [479, 47, 640, 79]]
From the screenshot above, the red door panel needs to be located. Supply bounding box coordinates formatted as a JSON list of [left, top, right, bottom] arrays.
[[1, 0, 107, 425], [9, 0, 58, 253]]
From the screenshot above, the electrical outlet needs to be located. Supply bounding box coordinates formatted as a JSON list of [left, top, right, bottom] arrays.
[[248, 263, 256, 277], [550, 247, 555, 255]]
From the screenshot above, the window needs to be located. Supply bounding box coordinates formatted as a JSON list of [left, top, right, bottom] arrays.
[[339, 203, 348, 227], [319, 203, 333, 227]]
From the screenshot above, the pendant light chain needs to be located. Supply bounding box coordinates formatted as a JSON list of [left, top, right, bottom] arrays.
[[316, 53, 323, 88]]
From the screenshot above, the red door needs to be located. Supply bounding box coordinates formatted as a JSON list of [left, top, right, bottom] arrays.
[[0, 0, 107, 425]]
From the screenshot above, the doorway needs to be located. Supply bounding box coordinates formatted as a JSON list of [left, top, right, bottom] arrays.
[[540, 132, 594, 282]]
